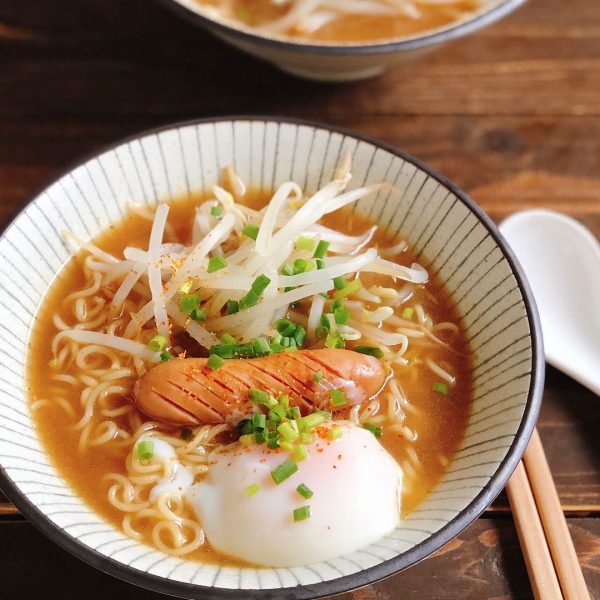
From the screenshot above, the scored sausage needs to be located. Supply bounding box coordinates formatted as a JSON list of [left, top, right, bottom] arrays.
[[132, 349, 386, 427]]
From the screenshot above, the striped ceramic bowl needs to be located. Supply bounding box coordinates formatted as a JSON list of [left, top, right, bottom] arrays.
[[0, 117, 543, 599], [159, 0, 525, 81]]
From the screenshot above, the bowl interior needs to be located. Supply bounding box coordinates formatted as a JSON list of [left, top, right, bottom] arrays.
[[0, 118, 541, 599]]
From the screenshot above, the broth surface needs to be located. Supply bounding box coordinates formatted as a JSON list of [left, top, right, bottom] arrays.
[[29, 190, 472, 565]]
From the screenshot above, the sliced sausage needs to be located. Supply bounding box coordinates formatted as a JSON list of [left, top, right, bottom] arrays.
[[132, 348, 385, 427]]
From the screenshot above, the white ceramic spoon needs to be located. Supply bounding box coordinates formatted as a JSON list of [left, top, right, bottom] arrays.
[[500, 209, 600, 396]]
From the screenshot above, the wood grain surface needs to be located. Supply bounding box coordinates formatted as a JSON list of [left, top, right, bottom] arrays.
[[1, 0, 599, 597]]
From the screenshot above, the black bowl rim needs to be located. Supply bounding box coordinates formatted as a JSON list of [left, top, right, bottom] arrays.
[[155, 0, 526, 56], [0, 115, 544, 600]]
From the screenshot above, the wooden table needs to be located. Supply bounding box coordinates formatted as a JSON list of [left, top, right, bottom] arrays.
[[1, 0, 599, 597]]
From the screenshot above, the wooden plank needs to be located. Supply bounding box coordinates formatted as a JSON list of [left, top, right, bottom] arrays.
[[0, 517, 597, 598]]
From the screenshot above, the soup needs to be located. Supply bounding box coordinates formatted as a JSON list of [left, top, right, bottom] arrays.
[[195, 0, 488, 43], [28, 158, 471, 567]]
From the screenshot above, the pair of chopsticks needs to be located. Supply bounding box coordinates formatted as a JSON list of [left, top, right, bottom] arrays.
[[505, 428, 590, 599]]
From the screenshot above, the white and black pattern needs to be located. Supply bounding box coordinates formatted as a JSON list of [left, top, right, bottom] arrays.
[[0, 118, 543, 599]]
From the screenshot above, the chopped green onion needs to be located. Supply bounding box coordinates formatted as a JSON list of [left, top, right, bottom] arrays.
[[180, 428, 193, 441], [296, 483, 313, 499], [159, 351, 172, 362], [179, 294, 200, 314], [239, 433, 254, 445], [293, 324, 306, 348], [295, 236, 315, 252], [280, 264, 294, 277], [209, 343, 235, 358], [433, 382, 449, 394], [249, 388, 275, 406], [275, 319, 297, 337], [252, 413, 266, 430], [333, 276, 347, 290], [239, 289, 260, 310], [245, 483, 260, 496], [328, 425, 343, 440], [363, 423, 383, 438], [290, 406, 302, 420], [271, 459, 298, 484], [148, 335, 168, 352], [279, 440, 293, 451], [268, 405, 286, 423], [319, 292, 328, 299], [279, 395, 290, 410], [334, 306, 349, 325], [315, 258, 325, 270], [226, 300, 239, 314], [267, 436, 280, 450], [207, 256, 227, 273], [221, 333, 236, 344], [329, 389, 347, 407], [270, 342, 282, 354], [293, 444, 308, 462], [299, 432, 315, 445], [325, 331, 345, 349], [252, 337, 271, 356], [211, 205, 223, 218], [297, 412, 325, 432], [251, 274, 271, 295], [207, 354, 225, 370], [254, 429, 266, 444], [278, 422, 299, 443], [317, 410, 332, 420], [190, 309, 206, 322], [402, 307, 414, 320], [320, 314, 331, 330], [313, 240, 330, 259], [239, 419, 253, 435], [293, 258, 313, 274], [333, 279, 362, 300], [313, 371, 324, 384], [353, 346, 384, 359], [242, 223, 260, 240], [136, 440, 154, 461], [293, 506, 311, 522]]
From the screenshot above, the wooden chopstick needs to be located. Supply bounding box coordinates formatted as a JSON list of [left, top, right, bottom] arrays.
[[523, 428, 590, 600], [506, 460, 563, 599]]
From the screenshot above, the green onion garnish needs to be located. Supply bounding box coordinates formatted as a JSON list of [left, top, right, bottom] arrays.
[[313, 370, 324, 384], [239, 289, 260, 310], [293, 324, 306, 348], [280, 264, 294, 276], [325, 331, 345, 349], [317, 410, 332, 420], [296, 483, 313, 499], [299, 432, 315, 445], [239, 419, 253, 435], [249, 388, 274, 406], [329, 389, 347, 407], [279, 395, 290, 410], [402, 307, 414, 320], [245, 483, 260, 496], [207, 354, 225, 370], [297, 412, 326, 432], [363, 423, 383, 438], [252, 337, 271, 356], [353, 346, 384, 359], [136, 440, 154, 460], [333, 279, 362, 300], [221, 333, 236, 344], [252, 413, 266, 430], [271, 459, 298, 484], [293, 444, 308, 462], [251, 274, 271, 295], [313, 240, 330, 259], [333, 305, 349, 325], [254, 429, 266, 444], [190, 309, 206, 322], [315, 258, 325, 270], [179, 294, 200, 314], [226, 300, 239, 314], [159, 351, 172, 362], [293, 506, 311, 522], [433, 382, 449, 394], [295, 236, 315, 252], [275, 319, 297, 336], [278, 422, 299, 443], [207, 256, 227, 273], [333, 276, 347, 290], [148, 335, 168, 352], [211, 205, 223, 218], [328, 425, 343, 440], [242, 223, 260, 240], [268, 405, 286, 423], [293, 258, 313, 274]]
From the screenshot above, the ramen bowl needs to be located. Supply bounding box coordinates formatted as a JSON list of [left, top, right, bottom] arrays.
[[0, 117, 542, 598], [159, 0, 525, 81]]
